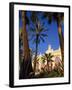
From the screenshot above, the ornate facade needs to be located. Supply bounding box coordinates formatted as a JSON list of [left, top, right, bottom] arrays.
[[32, 45, 62, 72]]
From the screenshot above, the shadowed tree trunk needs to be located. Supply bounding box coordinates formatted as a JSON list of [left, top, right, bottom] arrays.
[[53, 13, 64, 63], [20, 11, 33, 79], [58, 23, 64, 62], [34, 35, 39, 75], [58, 23, 64, 74], [51, 62, 53, 71], [47, 60, 49, 72]]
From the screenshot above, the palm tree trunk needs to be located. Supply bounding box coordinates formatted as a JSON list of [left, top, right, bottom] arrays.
[[34, 35, 38, 75], [47, 60, 49, 72], [51, 62, 52, 71], [20, 11, 33, 79], [22, 11, 30, 61], [58, 24, 64, 62]]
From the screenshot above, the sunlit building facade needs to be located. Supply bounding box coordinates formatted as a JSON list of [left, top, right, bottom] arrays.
[[35, 45, 62, 71]]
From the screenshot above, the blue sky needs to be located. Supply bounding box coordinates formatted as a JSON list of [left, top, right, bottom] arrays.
[[19, 11, 64, 54]]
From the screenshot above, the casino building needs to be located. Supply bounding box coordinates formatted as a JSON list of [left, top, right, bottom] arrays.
[[32, 45, 62, 72]]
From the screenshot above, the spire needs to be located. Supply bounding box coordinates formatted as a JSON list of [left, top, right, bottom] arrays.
[[48, 44, 51, 50]]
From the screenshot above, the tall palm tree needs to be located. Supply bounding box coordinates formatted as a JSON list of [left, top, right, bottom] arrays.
[[43, 12, 64, 62], [53, 13, 64, 62], [26, 11, 49, 75], [44, 53, 54, 71], [29, 13, 48, 74], [19, 11, 33, 79], [31, 22, 48, 74]]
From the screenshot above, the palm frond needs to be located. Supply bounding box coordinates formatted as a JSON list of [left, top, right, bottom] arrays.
[[41, 33, 48, 37], [28, 34, 35, 41], [50, 55, 54, 58], [40, 36, 45, 43], [50, 59, 54, 62], [32, 38, 36, 44], [44, 53, 54, 62], [39, 27, 48, 33], [41, 56, 45, 60], [43, 12, 53, 24], [44, 53, 48, 57], [29, 27, 35, 32], [31, 12, 38, 24]]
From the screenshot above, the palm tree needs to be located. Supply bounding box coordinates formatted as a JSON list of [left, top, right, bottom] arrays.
[[28, 12, 48, 74], [43, 12, 64, 62], [44, 53, 54, 71], [19, 11, 33, 79], [53, 13, 64, 62], [31, 22, 48, 74], [41, 56, 46, 64]]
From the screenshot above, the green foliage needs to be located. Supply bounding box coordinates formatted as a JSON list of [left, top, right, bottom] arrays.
[[38, 69, 64, 78], [41, 56, 46, 63], [29, 21, 48, 44], [44, 53, 54, 62]]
